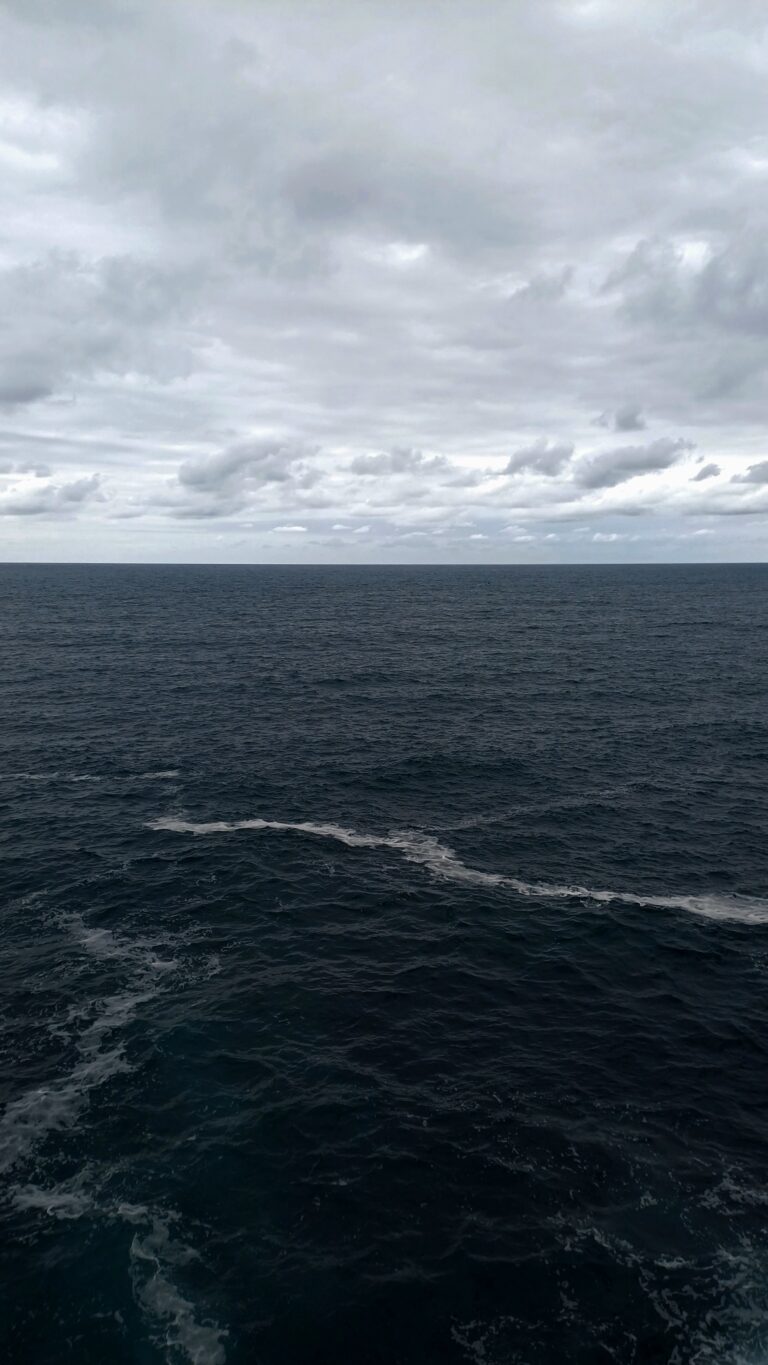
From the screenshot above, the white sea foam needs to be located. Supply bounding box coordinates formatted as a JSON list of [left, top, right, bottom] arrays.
[[66, 914, 179, 972], [4, 894, 224, 1361], [128, 1210, 228, 1365], [0, 917, 178, 1175], [0, 986, 151, 1174], [13, 1179, 227, 1364], [12, 1169, 96, 1221], [149, 816, 768, 925]]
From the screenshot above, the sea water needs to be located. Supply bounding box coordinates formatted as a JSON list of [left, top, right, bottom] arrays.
[[2, 563, 768, 1363]]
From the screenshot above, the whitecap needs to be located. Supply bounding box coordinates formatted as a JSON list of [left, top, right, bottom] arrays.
[[148, 816, 768, 925]]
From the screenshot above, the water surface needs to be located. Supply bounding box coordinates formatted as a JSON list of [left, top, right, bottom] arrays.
[[2, 564, 768, 1363]]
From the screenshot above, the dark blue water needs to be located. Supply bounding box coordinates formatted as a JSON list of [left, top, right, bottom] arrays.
[[2, 564, 768, 1365]]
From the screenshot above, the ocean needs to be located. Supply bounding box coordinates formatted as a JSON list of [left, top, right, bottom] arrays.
[[2, 562, 768, 1365]]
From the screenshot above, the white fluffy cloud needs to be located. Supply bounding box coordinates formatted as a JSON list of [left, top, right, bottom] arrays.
[[0, 0, 767, 561], [0, 471, 102, 516]]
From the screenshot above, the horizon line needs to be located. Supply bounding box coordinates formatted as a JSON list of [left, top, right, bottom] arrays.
[[1, 560, 767, 569]]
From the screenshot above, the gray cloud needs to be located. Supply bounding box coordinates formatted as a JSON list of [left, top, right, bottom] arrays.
[[505, 439, 574, 477], [178, 440, 306, 492], [166, 438, 318, 519], [0, 254, 199, 425], [732, 460, 768, 485], [349, 447, 447, 477], [0, 378, 54, 408], [595, 407, 646, 433], [575, 438, 695, 490], [0, 1, 767, 559], [0, 459, 52, 477], [691, 462, 720, 482]]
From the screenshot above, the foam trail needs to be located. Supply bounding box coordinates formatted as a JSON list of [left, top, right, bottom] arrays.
[[13, 1179, 227, 1364], [4, 903, 225, 1363], [0, 987, 152, 1175], [149, 816, 768, 925], [12, 1169, 96, 1221], [128, 1210, 227, 1365], [65, 914, 179, 972], [0, 918, 178, 1175]]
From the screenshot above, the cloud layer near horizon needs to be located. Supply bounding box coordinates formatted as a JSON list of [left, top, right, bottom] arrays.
[[1, 0, 768, 561]]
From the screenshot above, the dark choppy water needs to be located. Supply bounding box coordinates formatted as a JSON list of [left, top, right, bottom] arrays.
[[2, 563, 768, 1365]]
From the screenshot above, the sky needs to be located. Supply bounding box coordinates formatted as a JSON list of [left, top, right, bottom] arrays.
[[1, 0, 768, 563]]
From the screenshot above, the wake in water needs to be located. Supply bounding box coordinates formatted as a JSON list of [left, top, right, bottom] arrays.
[[148, 816, 768, 925], [1, 908, 226, 1364], [12, 1180, 227, 1365], [0, 917, 175, 1178]]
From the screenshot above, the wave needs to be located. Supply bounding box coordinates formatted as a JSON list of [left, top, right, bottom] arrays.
[[148, 816, 768, 925]]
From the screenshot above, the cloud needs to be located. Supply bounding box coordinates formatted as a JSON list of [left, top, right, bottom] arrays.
[[0, 458, 53, 478], [691, 462, 720, 482], [0, 254, 198, 421], [575, 438, 694, 489], [1, 1, 768, 558], [611, 233, 768, 340], [0, 378, 54, 407], [178, 440, 305, 493], [0, 471, 101, 516], [165, 438, 318, 518], [271, 524, 307, 533], [731, 460, 768, 485], [595, 406, 646, 432], [349, 447, 447, 476], [505, 438, 574, 477]]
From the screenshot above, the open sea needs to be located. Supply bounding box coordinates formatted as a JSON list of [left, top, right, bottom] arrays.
[[2, 562, 768, 1365]]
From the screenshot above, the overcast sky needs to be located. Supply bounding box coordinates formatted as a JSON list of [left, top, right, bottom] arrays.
[[1, 0, 768, 562]]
